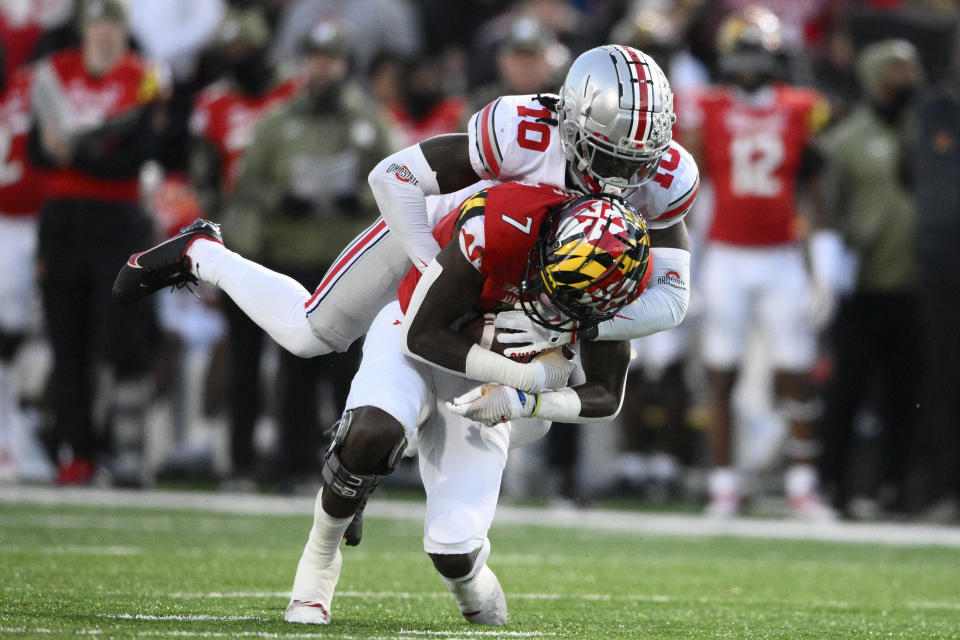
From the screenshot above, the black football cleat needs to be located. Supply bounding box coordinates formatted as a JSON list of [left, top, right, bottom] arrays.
[[113, 219, 222, 304]]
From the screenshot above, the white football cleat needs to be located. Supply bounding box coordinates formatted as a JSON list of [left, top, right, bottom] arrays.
[[284, 599, 331, 625], [785, 464, 835, 521], [705, 492, 741, 518], [284, 547, 342, 625], [445, 564, 507, 626], [789, 493, 837, 522], [706, 467, 741, 518]]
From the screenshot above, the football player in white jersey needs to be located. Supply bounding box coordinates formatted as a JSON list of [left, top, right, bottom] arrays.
[[113, 45, 697, 624], [115, 44, 696, 361]]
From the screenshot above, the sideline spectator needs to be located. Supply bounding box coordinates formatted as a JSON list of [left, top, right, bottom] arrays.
[[224, 21, 392, 490], [270, 0, 421, 75], [388, 55, 466, 146], [911, 26, 960, 521], [127, 0, 226, 171], [818, 39, 925, 518], [467, 15, 566, 115], [29, 0, 166, 486], [0, 42, 51, 481], [189, 6, 301, 487]]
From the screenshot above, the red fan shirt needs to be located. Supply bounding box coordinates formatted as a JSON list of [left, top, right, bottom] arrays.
[[39, 49, 164, 203], [0, 67, 42, 215], [0, 4, 43, 80], [190, 79, 300, 194]]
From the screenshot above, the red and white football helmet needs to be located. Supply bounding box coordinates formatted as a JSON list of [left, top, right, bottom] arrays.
[[520, 193, 652, 330], [558, 45, 676, 193]]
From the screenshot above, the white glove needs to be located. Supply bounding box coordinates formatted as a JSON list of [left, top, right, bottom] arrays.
[[447, 384, 538, 427], [529, 348, 576, 390], [493, 310, 575, 359]]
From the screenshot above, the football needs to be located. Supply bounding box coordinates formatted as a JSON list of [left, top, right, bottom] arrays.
[[460, 312, 539, 363]]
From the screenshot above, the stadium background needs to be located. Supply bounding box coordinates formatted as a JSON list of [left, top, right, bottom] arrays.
[[1, 0, 959, 521]]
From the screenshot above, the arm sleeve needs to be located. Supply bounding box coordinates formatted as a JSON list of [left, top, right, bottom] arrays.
[[595, 247, 691, 341], [367, 143, 444, 271]]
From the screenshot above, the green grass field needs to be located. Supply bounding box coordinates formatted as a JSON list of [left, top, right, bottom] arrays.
[[2, 496, 959, 639]]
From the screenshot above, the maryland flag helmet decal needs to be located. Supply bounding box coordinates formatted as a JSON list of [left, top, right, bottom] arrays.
[[521, 193, 652, 330]]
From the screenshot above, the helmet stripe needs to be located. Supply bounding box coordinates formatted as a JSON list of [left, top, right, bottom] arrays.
[[618, 46, 652, 147]]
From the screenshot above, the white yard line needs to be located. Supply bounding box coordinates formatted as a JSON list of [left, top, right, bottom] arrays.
[[0, 544, 143, 556], [0, 626, 550, 639], [102, 614, 262, 622], [10, 587, 954, 612], [2, 485, 960, 548]]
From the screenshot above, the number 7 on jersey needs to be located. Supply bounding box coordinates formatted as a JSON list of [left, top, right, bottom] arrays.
[[501, 213, 533, 234]]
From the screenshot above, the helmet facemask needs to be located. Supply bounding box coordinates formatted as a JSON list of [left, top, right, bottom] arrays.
[[560, 117, 670, 193], [520, 194, 652, 331]]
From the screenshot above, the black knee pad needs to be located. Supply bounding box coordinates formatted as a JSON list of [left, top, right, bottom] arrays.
[[321, 409, 406, 500]]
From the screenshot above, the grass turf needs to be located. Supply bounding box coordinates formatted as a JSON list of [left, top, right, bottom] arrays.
[[1, 501, 959, 639]]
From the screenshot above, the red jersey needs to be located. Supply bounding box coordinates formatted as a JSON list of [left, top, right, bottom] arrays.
[[681, 84, 828, 246], [390, 96, 467, 146], [0, 2, 44, 80], [190, 79, 300, 194], [0, 67, 42, 215], [398, 182, 573, 314], [38, 49, 164, 203]]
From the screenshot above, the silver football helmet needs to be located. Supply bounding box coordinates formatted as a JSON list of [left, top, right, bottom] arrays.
[[558, 45, 676, 193]]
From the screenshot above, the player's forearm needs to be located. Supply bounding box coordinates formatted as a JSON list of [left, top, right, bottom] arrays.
[[530, 339, 629, 423], [403, 260, 567, 393], [368, 144, 443, 271], [531, 380, 625, 423], [592, 246, 690, 341]]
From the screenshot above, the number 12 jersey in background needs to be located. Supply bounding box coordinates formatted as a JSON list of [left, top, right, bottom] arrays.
[[680, 84, 829, 246]]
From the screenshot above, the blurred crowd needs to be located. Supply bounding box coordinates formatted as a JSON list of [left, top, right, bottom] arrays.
[[1, 0, 959, 523]]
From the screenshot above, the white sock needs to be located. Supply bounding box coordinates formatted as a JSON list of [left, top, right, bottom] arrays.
[[186, 239, 328, 357], [785, 464, 818, 498], [290, 489, 353, 598], [709, 467, 740, 496]]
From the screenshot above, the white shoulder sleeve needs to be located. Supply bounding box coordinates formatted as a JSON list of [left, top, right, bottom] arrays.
[[643, 142, 700, 230], [467, 94, 559, 182], [595, 247, 691, 341], [368, 144, 443, 271]]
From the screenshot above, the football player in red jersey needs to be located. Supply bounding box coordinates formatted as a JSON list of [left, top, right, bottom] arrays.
[[678, 6, 835, 518], [0, 43, 47, 480], [285, 183, 650, 625]]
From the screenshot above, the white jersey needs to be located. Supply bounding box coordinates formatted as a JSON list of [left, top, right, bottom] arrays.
[[425, 94, 700, 229]]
